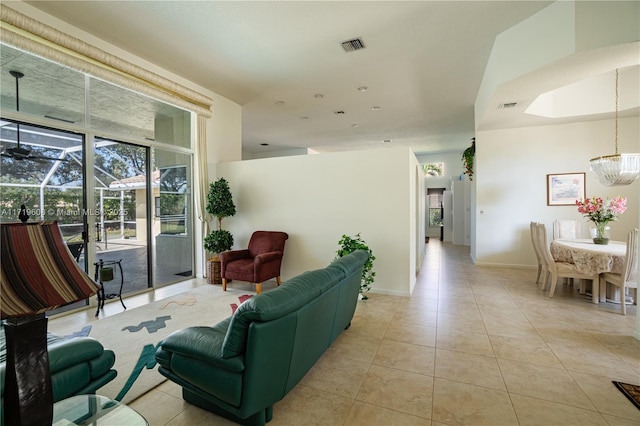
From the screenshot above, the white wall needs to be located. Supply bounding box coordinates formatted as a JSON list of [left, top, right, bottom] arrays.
[[475, 116, 639, 267], [217, 146, 423, 296]]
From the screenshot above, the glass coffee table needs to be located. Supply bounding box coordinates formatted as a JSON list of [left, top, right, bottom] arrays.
[[53, 394, 147, 425]]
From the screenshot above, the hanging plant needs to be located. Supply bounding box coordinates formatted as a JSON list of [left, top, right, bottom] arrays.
[[461, 137, 475, 180]]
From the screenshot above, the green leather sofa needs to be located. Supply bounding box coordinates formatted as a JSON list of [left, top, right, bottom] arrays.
[[156, 250, 369, 426], [0, 330, 117, 426]]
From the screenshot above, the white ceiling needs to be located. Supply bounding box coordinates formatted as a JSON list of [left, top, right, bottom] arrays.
[[16, 1, 634, 156]]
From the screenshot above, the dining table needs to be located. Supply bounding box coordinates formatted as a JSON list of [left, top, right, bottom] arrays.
[[550, 238, 626, 302]]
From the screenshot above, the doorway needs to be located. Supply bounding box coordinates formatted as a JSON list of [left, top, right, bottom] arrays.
[[427, 188, 445, 241]]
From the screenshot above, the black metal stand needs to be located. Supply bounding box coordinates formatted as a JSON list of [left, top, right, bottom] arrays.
[[94, 259, 125, 316], [3, 314, 53, 426]]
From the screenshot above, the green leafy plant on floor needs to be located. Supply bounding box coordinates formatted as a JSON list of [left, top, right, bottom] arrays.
[[461, 137, 475, 181], [203, 177, 237, 255], [335, 233, 376, 300]]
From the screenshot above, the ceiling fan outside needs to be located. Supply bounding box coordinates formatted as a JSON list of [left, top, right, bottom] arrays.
[[1, 70, 68, 163]]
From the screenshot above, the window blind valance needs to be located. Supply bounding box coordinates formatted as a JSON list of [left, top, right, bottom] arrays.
[[0, 4, 213, 118]]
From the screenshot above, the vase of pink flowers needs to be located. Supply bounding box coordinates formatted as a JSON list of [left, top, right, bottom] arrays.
[[575, 196, 627, 245]]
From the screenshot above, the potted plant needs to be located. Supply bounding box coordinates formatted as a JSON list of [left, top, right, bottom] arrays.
[[335, 233, 376, 300], [461, 137, 475, 181], [576, 196, 627, 245], [204, 177, 236, 284]]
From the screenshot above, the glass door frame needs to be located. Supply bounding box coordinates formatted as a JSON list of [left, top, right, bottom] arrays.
[[89, 137, 154, 299]]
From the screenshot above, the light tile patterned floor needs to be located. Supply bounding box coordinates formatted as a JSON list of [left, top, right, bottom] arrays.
[[71, 241, 640, 425]]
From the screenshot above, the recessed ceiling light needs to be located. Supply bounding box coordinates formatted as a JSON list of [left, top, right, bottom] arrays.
[[275, 100, 284, 105], [314, 94, 324, 99], [357, 86, 368, 92], [371, 106, 381, 111], [499, 102, 517, 109], [260, 143, 269, 146], [383, 139, 392, 143]]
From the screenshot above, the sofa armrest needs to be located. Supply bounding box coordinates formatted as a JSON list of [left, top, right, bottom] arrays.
[[159, 325, 245, 373], [254, 251, 283, 264], [88, 350, 116, 380], [48, 337, 107, 374]]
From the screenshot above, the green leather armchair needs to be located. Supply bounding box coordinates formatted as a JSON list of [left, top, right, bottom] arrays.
[[0, 331, 117, 426]]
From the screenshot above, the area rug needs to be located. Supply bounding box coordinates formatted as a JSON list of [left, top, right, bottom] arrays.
[[48, 285, 253, 404], [612, 381, 640, 410]]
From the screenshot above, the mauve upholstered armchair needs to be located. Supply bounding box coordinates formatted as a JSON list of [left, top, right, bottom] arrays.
[[220, 231, 289, 294]]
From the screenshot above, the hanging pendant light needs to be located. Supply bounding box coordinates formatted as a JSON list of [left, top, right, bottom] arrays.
[[589, 68, 640, 186]]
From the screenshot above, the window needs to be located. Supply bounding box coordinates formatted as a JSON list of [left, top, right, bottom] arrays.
[[422, 162, 444, 177], [427, 192, 444, 226]]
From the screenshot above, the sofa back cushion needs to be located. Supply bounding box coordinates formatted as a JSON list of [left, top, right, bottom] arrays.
[[221, 266, 344, 358], [327, 249, 369, 278]]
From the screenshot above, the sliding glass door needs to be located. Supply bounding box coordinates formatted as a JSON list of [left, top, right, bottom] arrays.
[[0, 121, 87, 314], [154, 149, 193, 287], [90, 140, 195, 293], [93, 138, 151, 296], [1, 43, 195, 315]]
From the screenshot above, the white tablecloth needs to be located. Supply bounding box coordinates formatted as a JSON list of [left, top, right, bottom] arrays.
[[550, 238, 626, 275]]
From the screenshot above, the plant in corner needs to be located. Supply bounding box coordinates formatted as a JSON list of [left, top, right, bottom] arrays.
[[335, 233, 376, 300], [204, 178, 237, 283], [461, 137, 475, 181]]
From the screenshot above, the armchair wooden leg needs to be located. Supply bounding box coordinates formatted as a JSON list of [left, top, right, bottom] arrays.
[[222, 278, 227, 291], [255, 283, 262, 294], [276, 276, 282, 287]]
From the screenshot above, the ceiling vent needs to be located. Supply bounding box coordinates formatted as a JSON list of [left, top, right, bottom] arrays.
[[499, 102, 518, 109], [341, 38, 365, 52]]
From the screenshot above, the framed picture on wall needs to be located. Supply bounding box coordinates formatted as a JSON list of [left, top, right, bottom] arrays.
[[547, 172, 586, 206]]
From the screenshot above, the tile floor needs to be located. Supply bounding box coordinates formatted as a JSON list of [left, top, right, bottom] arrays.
[[64, 241, 640, 425]]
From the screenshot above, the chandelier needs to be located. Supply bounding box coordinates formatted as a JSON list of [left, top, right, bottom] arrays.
[[589, 68, 640, 186]]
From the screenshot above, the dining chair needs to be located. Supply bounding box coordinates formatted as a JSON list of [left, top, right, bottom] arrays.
[[532, 222, 553, 290], [599, 228, 638, 315], [553, 219, 581, 240], [530, 222, 545, 284], [552, 220, 582, 288], [538, 223, 599, 299]]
